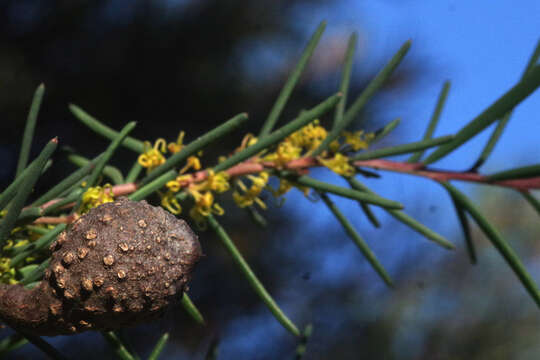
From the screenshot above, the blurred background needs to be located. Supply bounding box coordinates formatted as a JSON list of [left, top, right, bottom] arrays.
[[1, 1, 540, 359]]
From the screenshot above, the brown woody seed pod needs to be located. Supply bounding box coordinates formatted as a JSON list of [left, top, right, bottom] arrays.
[[0, 197, 202, 336]]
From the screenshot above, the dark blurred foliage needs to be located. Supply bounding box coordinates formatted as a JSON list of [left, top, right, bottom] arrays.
[[3, 1, 539, 360]]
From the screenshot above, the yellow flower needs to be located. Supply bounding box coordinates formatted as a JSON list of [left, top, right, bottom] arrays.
[[288, 120, 328, 152], [342, 130, 374, 151], [189, 190, 224, 227], [13, 239, 29, 248], [319, 153, 355, 176], [161, 191, 183, 214], [166, 174, 192, 193], [2, 240, 14, 251], [236, 133, 258, 153], [0, 257, 17, 285], [138, 139, 167, 172], [193, 170, 230, 193], [80, 184, 115, 213], [271, 178, 293, 198], [180, 156, 202, 174], [232, 172, 269, 209], [167, 131, 186, 154], [263, 141, 302, 168], [329, 139, 341, 153]]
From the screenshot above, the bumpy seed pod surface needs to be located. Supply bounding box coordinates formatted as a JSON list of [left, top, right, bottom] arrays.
[[0, 197, 202, 336]]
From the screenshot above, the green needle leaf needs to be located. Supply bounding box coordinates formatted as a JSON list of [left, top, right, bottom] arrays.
[[259, 21, 326, 138], [357, 201, 380, 228], [75, 122, 136, 210], [352, 135, 454, 161], [204, 337, 220, 360], [140, 113, 248, 186], [125, 161, 143, 183], [342, 176, 380, 228], [10, 224, 66, 267], [441, 182, 540, 307], [523, 39, 540, 76], [69, 104, 145, 153], [128, 170, 177, 201], [181, 293, 205, 326], [471, 40, 540, 171], [423, 65, 540, 165], [148, 333, 169, 360], [313, 40, 412, 156], [487, 164, 540, 181], [67, 153, 124, 185], [246, 205, 268, 228], [295, 324, 314, 360], [214, 93, 341, 173], [207, 214, 301, 337], [0, 144, 61, 211], [281, 173, 403, 209], [469, 111, 511, 171], [86, 122, 136, 188], [408, 81, 450, 163], [21, 332, 68, 360], [371, 118, 401, 143], [31, 154, 101, 207], [20, 258, 50, 285], [0, 138, 57, 245], [347, 177, 454, 249], [102, 331, 136, 360], [449, 195, 476, 264], [319, 192, 393, 286], [42, 189, 83, 216], [0, 334, 28, 357], [520, 191, 540, 216], [332, 32, 358, 130], [16, 83, 45, 178]]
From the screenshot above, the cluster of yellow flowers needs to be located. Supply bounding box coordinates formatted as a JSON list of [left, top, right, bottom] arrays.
[[0, 257, 16, 284], [134, 122, 373, 227], [233, 172, 270, 209], [79, 183, 115, 214], [138, 132, 202, 174], [0, 224, 52, 284]]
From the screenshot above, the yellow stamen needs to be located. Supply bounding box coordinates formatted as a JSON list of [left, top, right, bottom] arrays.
[[319, 153, 355, 176]]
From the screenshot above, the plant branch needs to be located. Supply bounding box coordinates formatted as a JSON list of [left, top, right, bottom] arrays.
[[32, 157, 540, 224]]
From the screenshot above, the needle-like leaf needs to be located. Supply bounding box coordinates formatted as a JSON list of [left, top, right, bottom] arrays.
[[102, 331, 136, 360], [313, 40, 412, 156], [352, 135, 453, 161], [332, 32, 358, 130], [148, 333, 169, 360], [487, 164, 540, 181], [259, 21, 326, 138], [470, 39, 540, 171], [215, 93, 341, 172], [140, 113, 248, 186], [441, 182, 540, 308], [16, 84, 45, 178], [0, 139, 57, 245], [423, 65, 540, 164], [319, 192, 393, 286], [408, 81, 450, 163], [181, 293, 205, 326], [207, 214, 300, 337], [347, 177, 454, 249], [70, 104, 144, 153]]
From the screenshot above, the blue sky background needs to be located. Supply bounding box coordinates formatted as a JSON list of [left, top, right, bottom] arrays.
[[212, 1, 540, 358]]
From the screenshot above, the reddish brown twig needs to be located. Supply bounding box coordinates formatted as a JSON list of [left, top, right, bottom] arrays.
[[353, 159, 540, 191], [33, 157, 539, 224]]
